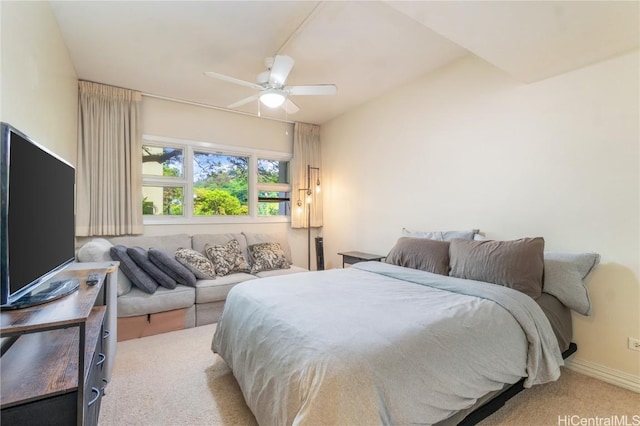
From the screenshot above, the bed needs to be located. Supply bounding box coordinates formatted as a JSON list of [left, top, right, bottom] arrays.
[[212, 237, 599, 425]]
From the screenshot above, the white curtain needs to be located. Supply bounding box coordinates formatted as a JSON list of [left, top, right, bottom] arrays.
[[291, 123, 323, 229], [76, 81, 143, 236]]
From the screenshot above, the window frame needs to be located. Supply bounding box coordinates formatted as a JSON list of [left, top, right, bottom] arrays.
[[142, 134, 292, 225]]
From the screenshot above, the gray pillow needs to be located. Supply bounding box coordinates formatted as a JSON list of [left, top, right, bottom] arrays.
[[148, 248, 197, 287], [449, 237, 545, 299], [543, 252, 600, 316], [127, 246, 177, 289], [204, 239, 251, 277], [402, 228, 479, 241], [247, 242, 291, 274], [109, 245, 158, 294], [385, 237, 450, 276], [175, 248, 216, 279]]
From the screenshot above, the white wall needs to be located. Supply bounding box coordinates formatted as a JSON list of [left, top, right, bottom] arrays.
[[321, 51, 639, 380], [0, 1, 78, 165], [141, 96, 314, 268]]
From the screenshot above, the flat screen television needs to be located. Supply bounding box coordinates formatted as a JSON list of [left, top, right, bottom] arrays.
[[1, 122, 78, 309]]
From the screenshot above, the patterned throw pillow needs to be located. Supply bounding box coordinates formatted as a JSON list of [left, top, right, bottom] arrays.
[[175, 248, 216, 280], [204, 239, 250, 277], [248, 242, 291, 274]]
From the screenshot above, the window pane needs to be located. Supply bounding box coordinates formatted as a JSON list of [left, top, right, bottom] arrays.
[[258, 159, 289, 184], [258, 191, 290, 216], [142, 186, 184, 215], [193, 152, 248, 216], [142, 145, 183, 177]]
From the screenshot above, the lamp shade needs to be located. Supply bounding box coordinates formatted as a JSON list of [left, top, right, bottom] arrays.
[[260, 89, 286, 108]]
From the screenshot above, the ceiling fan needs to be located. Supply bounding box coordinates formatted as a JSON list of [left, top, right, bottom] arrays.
[[204, 55, 337, 114]]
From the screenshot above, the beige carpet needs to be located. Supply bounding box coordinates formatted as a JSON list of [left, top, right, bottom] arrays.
[[100, 324, 639, 426]]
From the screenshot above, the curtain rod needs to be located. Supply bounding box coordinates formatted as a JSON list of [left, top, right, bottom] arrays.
[[142, 92, 301, 125], [79, 79, 317, 126]]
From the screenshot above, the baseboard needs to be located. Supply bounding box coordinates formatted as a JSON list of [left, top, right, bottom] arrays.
[[564, 357, 640, 393]]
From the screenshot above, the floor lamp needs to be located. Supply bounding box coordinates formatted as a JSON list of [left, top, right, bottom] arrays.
[[297, 165, 320, 270]]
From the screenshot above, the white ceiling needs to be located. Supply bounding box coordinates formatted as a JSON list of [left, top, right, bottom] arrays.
[[49, 1, 639, 125]]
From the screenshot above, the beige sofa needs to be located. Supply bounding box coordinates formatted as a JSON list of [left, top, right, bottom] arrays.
[[77, 232, 307, 340]]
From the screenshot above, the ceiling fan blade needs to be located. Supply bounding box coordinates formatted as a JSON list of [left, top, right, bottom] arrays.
[[269, 55, 295, 86], [286, 84, 337, 96], [282, 98, 300, 114], [204, 71, 263, 90], [227, 94, 260, 108]]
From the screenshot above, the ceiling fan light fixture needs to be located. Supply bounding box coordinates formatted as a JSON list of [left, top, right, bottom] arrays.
[[260, 89, 286, 108]]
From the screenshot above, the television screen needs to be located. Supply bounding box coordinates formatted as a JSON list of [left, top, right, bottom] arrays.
[[1, 123, 76, 306]]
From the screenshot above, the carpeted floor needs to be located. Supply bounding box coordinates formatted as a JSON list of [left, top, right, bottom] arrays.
[[99, 324, 639, 426]]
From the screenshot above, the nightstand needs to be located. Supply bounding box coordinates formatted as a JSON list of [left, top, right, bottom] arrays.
[[338, 251, 385, 268]]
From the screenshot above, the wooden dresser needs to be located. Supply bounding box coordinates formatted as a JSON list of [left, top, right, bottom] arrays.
[[0, 264, 117, 425]]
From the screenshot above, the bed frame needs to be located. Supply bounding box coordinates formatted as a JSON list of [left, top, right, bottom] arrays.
[[458, 342, 578, 425]]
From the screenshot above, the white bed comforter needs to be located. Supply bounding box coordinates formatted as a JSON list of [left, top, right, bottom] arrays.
[[212, 262, 563, 426]]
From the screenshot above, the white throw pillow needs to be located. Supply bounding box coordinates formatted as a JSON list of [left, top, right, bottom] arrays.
[[77, 238, 132, 296]]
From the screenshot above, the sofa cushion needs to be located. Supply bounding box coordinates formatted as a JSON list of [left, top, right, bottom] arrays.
[[117, 284, 195, 317], [110, 245, 158, 294], [109, 234, 191, 254], [255, 265, 308, 278], [77, 238, 132, 296], [127, 246, 177, 289], [248, 242, 291, 273], [243, 232, 293, 264], [195, 273, 257, 304], [148, 248, 197, 287], [204, 240, 251, 276], [175, 248, 216, 279]]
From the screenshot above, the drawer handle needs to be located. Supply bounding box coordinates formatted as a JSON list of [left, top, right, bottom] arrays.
[[103, 329, 110, 339], [101, 378, 109, 395], [96, 352, 106, 366], [87, 387, 100, 406]]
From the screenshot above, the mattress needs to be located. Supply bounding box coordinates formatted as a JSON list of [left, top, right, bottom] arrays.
[[212, 261, 565, 425]]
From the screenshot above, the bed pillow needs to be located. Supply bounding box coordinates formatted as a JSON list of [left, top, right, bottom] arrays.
[[148, 248, 197, 287], [449, 237, 545, 299], [385, 237, 450, 276], [543, 252, 600, 316], [248, 242, 291, 274], [204, 239, 251, 277], [127, 246, 177, 289], [402, 228, 480, 241], [175, 248, 216, 280], [109, 245, 158, 294]]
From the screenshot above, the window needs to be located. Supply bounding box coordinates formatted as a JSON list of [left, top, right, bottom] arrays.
[[257, 159, 290, 217], [141, 136, 291, 223], [142, 145, 185, 216], [193, 152, 249, 216]]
